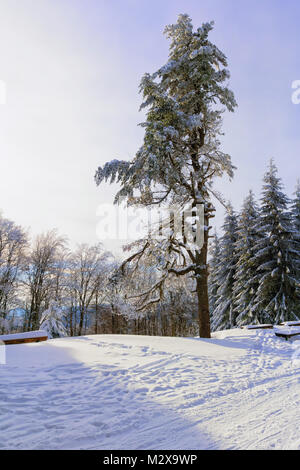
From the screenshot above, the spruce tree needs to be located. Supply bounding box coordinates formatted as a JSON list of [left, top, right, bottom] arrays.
[[233, 191, 262, 325], [291, 180, 300, 233], [290, 180, 300, 315], [208, 231, 221, 318], [211, 204, 238, 331], [253, 160, 300, 323]]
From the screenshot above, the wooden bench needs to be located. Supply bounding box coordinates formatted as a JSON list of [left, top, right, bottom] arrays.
[[0, 331, 48, 346], [278, 321, 300, 327], [2, 336, 48, 345], [242, 324, 273, 330], [275, 331, 300, 341]]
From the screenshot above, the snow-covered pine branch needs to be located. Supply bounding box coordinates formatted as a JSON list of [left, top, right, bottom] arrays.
[[40, 302, 67, 339]]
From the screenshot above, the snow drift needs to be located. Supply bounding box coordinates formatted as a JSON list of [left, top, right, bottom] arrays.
[[0, 329, 299, 450]]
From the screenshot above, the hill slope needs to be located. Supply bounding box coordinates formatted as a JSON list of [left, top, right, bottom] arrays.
[[0, 329, 300, 450]]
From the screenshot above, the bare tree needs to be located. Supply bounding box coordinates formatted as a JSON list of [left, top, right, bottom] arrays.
[[24, 230, 66, 330], [68, 243, 113, 336], [0, 214, 28, 333]]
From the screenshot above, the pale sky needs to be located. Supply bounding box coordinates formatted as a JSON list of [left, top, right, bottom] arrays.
[[0, 0, 299, 255]]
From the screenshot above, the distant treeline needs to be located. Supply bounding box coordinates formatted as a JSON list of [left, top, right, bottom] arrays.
[[1, 160, 299, 337]]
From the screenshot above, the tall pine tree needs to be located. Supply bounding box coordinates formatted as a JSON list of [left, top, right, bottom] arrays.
[[252, 160, 299, 323], [95, 14, 237, 338], [291, 181, 300, 231], [290, 180, 300, 316], [211, 204, 238, 331], [208, 230, 221, 317], [233, 191, 262, 325]]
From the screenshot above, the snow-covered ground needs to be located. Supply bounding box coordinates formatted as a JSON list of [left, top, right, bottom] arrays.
[[0, 329, 300, 450]]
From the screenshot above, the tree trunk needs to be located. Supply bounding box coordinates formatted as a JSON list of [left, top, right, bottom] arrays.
[[196, 219, 211, 338], [78, 306, 85, 336], [69, 306, 74, 337], [196, 276, 211, 338]]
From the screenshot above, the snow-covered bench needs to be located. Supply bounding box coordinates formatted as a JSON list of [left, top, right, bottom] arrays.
[[278, 321, 300, 327], [274, 328, 300, 341], [242, 324, 273, 330], [0, 331, 48, 346]]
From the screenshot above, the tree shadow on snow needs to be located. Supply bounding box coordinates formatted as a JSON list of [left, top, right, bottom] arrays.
[[0, 340, 220, 451]]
